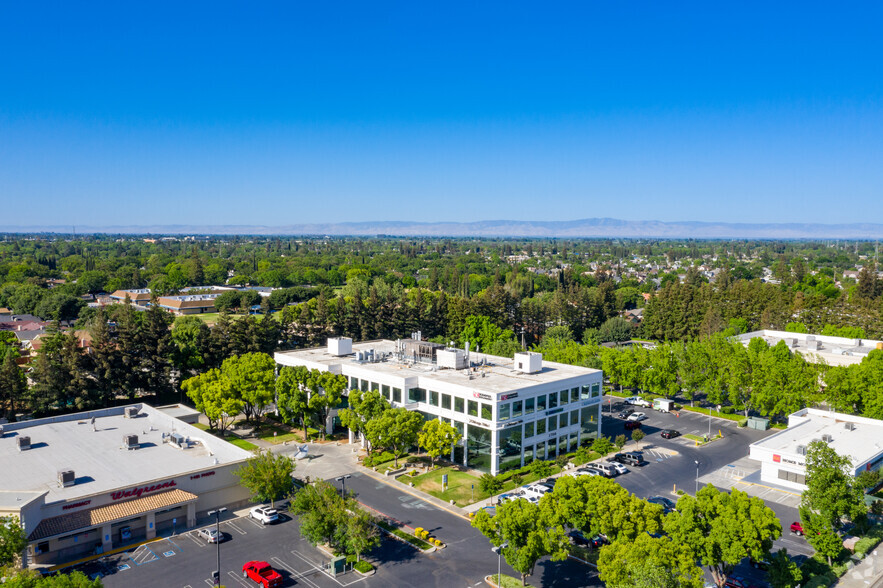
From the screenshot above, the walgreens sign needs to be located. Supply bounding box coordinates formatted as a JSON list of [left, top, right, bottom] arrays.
[[111, 480, 177, 501]]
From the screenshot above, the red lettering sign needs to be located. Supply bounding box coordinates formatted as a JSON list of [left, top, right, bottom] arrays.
[[62, 500, 91, 511], [190, 471, 215, 480], [111, 480, 177, 501]]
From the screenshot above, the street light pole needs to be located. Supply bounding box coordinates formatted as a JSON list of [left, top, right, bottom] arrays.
[[491, 542, 509, 585], [694, 460, 700, 495], [207, 507, 227, 586], [335, 474, 351, 498]]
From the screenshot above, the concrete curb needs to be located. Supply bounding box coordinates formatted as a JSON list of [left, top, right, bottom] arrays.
[[357, 465, 472, 521]]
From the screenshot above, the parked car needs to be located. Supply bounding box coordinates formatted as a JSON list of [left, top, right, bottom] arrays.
[[625, 396, 652, 408], [624, 420, 642, 430], [660, 429, 680, 439], [616, 409, 634, 419], [647, 496, 676, 513], [626, 412, 647, 422], [749, 557, 771, 570], [567, 529, 590, 546], [197, 527, 223, 544], [242, 561, 283, 588], [586, 462, 616, 477], [249, 506, 279, 525], [790, 521, 804, 535], [610, 462, 629, 475], [724, 576, 762, 588], [569, 468, 601, 478], [590, 534, 609, 548], [614, 452, 645, 466]]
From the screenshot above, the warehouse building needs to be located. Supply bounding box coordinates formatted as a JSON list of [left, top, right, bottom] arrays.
[[0, 404, 252, 566], [735, 330, 883, 367], [275, 337, 604, 476], [749, 408, 883, 491]]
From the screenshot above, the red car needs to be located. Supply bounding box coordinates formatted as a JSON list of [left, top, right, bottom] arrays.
[[624, 420, 642, 430], [790, 521, 804, 535], [242, 561, 283, 588]]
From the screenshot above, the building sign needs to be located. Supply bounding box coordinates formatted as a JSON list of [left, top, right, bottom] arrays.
[[472, 392, 492, 400], [468, 419, 486, 427], [773, 454, 781, 463], [190, 471, 215, 480], [782, 457, 804, 467], [504, 420, 522, 429], [62, 500, 91, 511], [500, 393, 518, 401], [111, 480, 177, 501]]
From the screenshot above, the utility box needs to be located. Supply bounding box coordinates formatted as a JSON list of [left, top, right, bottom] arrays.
[[328, 337, 353, 357], [747, 417, 770, 430], [513, 352, 542, 374]]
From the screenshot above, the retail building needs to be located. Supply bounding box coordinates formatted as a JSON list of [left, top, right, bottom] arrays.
[[0, 404, 252, 566], [275, 337, 603, 475]]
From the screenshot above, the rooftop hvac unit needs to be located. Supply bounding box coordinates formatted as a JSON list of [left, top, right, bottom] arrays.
[[169, 432, 187, 448], [513, 352, 543, 374], [16, 436, 31, 451], [124, 407, 140, 418], [58, 470, 76, 488], [796, 445, 807, 455], [123, 434, 139, 450], [845, 422, 856, 431], [821, 434, 833, 443], [327, 337, 353, 357]]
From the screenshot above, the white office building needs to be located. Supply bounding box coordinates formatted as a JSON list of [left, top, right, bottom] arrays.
[[275, 337, 604, 476], [748, 408, 883, 491]]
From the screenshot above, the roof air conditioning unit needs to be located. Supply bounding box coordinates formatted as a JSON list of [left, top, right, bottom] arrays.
[[327, 337, 353, 357], [513, 352, 543, 374], [821, 434, 833, 443], [17, 436, 31, 451], [124, 407, 140, 418], [845, 422, 856, 431], [123, 434, 139, 450], [796, 445, 807, 455], [58, 470, 76, 487]]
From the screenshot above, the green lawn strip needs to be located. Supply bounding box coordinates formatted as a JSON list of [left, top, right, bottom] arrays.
[[228, 438, 259, 451], [375, 520, 433, 550], [487, 574, 530, 588], [678, 405, 747, 422], [683, 434, 708, 444], [191, 422, 210, 431], [410, 467, 489, 506]]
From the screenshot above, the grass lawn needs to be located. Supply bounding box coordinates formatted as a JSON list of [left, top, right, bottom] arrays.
[[411, 467, 490, 506], [487, 574, 530, 588], [191, 422, 210, 431], [228, 438, 259, 451]]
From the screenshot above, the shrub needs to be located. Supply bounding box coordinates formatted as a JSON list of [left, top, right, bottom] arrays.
[[590, 437, 614, 456], [676, 489, 685, 495], [363, 450, 396, 467], [871, 501, 883, 516], [414, 527, 424, 538], [720, 406, 735, 414], [555, 454, 569, 468], [529, 459, 552, 478], [353, 560, 373, 573], [420, 530, 430, 540], [803, 572, 837, 588], [511, 474, 523, 486]]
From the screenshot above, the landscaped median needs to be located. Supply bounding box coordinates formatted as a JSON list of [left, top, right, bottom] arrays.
[[375, 520, 440, 552], [485, 573, 529, 588]]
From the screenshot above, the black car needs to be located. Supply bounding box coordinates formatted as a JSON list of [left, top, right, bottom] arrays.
[[614, 452, 645, 466], [647, 496, 676, 513], [616, 409, 634, 419], [660, 429, 680, 439], [567, 529, 590, 546], [590, 534, 609, 548]]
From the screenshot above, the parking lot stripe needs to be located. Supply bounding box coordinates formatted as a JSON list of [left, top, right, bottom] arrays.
[[244, 517, 266, 530], [225, 521, 247, 535], [226, 570, 252, 588]]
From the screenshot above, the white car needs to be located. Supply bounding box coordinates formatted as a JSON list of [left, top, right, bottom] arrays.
[[197, 527, 223, 543], [568, 468, 601, 478], [611, 462, 629, 475], [627, 412, 647, 422], [249, 505, 279, 525]]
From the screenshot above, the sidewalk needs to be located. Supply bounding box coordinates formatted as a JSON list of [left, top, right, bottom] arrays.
[[837, 549, 883, 587]]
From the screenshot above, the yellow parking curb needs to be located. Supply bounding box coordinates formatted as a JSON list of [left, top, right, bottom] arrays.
[[48, 536, 164, 572]]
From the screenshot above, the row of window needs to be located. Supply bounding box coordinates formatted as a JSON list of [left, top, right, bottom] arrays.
[[777, 469, 806, 485]]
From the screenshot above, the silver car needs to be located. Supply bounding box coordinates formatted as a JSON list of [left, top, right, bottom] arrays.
[[197, 527, 222, 543]]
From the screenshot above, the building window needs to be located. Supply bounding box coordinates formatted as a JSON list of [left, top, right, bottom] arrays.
[[370, 382, 379, 392], [571, 388, 580, 403], [570, 409, 579, 426], [548, 416, 557, 431], [548, 393, 557, 410], [37, 541, 49, 555], [481, 403, 492, 420], [498, 425, 524, 473], [579, 406, 598, 446], [535, 441, 546, 460], [581, 385, 591, 400], [408, 388, 426, 403], [777, 470, 806, 485], [525, 398, 535, 414], [360, 379, 369, 392], [558, 435, 568, 457], [468, 400, 479, 417], [559, 413, 568, 429], [537, 395, 547, 411], [429, 391, 439, 407], [455, 397, 465, 413], [499, 403, 510, 421], [350, 377, 358, 390], [382, 385, 391, 400], [592, 383, 601, 398], [393, 387, 402, 403], [441, 394, 451, 410], [536, 418, 546, 435], [466, 424, 492, 473], [559, 390, 569, 406], [524, 421, 535, 438], [512, 400, 523, 418]]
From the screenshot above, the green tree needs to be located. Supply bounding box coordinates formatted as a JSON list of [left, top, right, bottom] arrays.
[[597, 317, 632, 343], [170, 315, 210, 377], [0, 353, 27, 422], [767, 548, 802, 588], [800, 507, 843, 566], [471, 498, 567, 586], [182, 368, 243, 435], [338, 389, 389, 446], [342, 508, 380, 562], [234, 449, 295, 507], [663, 485, 781, 587], [801, 439, 867, 530], [590, 436, 614, 456], [631, 429, 645, 449], [614, 434, 627, 450], [291, 480, 346, 549], [364, 408, 423, 467], [418, 419, 461, 466], [479, 473, 503, 495], [307, 372, 347, 440], [0, 515, 27, 567], [0, 569, 104, 587], [276, 366, 312, 440], [221, 352, 276, 422], [597, 533, 704, 588]]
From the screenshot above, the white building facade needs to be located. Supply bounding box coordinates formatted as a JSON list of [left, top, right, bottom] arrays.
[[275, 338, 604, 476]]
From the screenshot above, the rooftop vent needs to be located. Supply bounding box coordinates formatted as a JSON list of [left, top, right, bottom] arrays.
[[16, 436, 31, 451], [796, 445, 807, 455], [327, 337, 353, 357], [821, 434, 833, 443], [0, 425, 4, 438], [58, 470, 75, 488], [124, 407, 140, 419], [436, 348, 468, 370], [168, 432, 189, 449], [123, 434, 139, 450], [513, 351, 543, 374], [845, 422, 856, 431]]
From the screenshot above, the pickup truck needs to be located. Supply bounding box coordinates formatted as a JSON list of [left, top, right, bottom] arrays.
[[242, 561, 283, 588]]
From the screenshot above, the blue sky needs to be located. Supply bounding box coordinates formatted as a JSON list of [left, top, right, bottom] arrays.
[[2, 2, 882, 227]]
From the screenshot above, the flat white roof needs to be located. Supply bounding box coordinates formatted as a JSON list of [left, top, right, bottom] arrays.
[[275, 340, 601, 395], [751, 408, 883, 469], [0, 404, 251, 504], [736, 330, 883, 367]]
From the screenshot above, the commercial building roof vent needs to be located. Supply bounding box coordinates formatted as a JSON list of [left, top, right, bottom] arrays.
[[796, 445, 807, 455], [16, 436, 31, 451], [328, 337, 353, 357], [124, 407, 140, 419], [845, 422, 856, 431], [58, 470, 75, 488], [123, 434, 139, 450], [513, 352, 543, 374], [821, 434, 833, 443]]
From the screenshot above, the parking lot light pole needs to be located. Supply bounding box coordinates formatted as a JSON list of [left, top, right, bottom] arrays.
[[491, 542, 508, 585], [335, 475, 351, 498], [694, 461, 700, 495], [208, 507, 227, 586]]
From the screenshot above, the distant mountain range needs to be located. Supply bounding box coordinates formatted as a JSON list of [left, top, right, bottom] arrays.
[[3, 218, 883, 239]]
